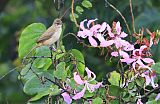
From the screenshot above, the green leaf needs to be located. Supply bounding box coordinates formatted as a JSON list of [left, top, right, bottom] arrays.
[[92, 97, 103, 104], [18, 23, 46, 59], [71, 49, 84, 62], [69, 13, 79, 22], [109, 99, 119, 104], [83, 90, 94, 98], [151, 62, 160, 74], [29, 85, 60, 101], [146, 100, 160, 104], [109, 85, 122, 97], [108, 71, 120, 86], [54, 62, 67, 81], [29, 89, 50, 101], [49, 85, 61, 96], [135, 77, 145, 87], [23, 72, 54, 95], [33, 46, 52, 70], [82, 0, 92, 9], [122, 92, 130, 102], [128, 82, 135, 90], [19, 64, 32, 81], [76, 6, 84, 14], [135, 9, 160, 29], [70, 49, 85, 76], [148, 93, 157, 101]]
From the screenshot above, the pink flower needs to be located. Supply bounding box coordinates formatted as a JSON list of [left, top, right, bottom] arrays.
[[155, 93, 160, 101], [72, 67, 102, 100], [107, 21, 128, 38], [111, 50, 129, 58], [115, 21, 122, 35], [121, 45, 155, 71], [141, 71, 158, 88], [101, 21, 134, 50], [61, 92, 72, 104], [88, 36, 98, 47], [78, 19, 107, 47], [137, 99, 143, 104]]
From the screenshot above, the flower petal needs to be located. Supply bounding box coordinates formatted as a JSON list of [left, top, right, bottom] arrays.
[[116, 21, 121, 35], [137, 99, 143, 104], [155, 93, 160, 101], [141, 73, 151, 86], [77, 31, 87, 38], [88, 36, 98, 47], [114, 37, 123, 49], [111, 52, 118, 57], [96, 33, 105, 42], [87, 18, 97, 28], [119, 50, 129, 58], [124, 44, 134, 51], [61, 92, 72, 104], [85, 67, 96, 80], [90, 24, 101, 32], [142, 58, 155, 64], [140, 45, 147, 52], [107, 24, 114, 37], [136, 59, 146, 68], [99, 22, 107, 32], [120, 58, 135, 64], [73, 72, 84, 85], [100, 40, 114, 47], [120, 32, 128, 38], [83, 29, 93, 37], [86, 82, 102, 93], [80, 19, 87, 30], [72, 87, 86, 100]]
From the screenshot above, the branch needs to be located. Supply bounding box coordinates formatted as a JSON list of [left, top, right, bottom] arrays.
[[141, 86, 160, 99], [0, 66, 21, 80], [71, 0, 79, 27], [107, 1, 131, 37], [129, 0, 136, 34], [44, 77, 71, 94]]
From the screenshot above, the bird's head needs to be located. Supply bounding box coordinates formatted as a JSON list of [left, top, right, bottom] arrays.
[[53, 18, 62, 28]]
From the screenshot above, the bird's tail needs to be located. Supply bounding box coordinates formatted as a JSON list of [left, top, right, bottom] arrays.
[[22, 45, 40, 64]]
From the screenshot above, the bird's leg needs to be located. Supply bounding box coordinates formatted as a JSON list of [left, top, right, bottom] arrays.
[[49, 45, 57, 67], [49, 46, 56, 52]]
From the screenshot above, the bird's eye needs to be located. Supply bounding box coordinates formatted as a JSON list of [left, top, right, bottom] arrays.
[[56, 22, 60, 25]]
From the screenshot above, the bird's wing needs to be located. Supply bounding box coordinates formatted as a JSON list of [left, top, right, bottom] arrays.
[[36, 26, 55, 43]]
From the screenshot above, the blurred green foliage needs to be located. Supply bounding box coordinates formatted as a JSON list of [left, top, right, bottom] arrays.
[[0, 0, 160, 103]]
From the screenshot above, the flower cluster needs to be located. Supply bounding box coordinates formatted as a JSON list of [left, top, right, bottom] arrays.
[[77, 19, 155, 71], [77, 19, 160, 103], [61, 67, 102, 104]]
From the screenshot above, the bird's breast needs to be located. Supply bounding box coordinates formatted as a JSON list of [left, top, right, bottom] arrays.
[[51, 27, 62, 43]]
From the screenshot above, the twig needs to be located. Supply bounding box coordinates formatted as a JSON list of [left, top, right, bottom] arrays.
[[140, 86, 160, 99], [0, 66, 21, 80], [29, 58, 42, 80], [129, 0, 136, 34], [107, 1, 131, 36], [71, 0, 79, 27], [26, 56, 52, 59], [44, 76, 71, 94], [63, 32, 101, 48]]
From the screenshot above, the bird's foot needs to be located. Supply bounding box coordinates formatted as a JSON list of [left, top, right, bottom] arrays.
[[49, 46, 57, 52]]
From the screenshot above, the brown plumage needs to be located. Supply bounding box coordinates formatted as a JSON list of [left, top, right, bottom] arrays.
[[22, 18, 62, 63]]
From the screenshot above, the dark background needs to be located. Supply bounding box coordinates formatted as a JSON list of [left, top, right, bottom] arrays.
[[0, 0, 160, 103]]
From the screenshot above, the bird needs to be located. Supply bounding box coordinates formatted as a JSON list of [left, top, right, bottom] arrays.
[[36, 18, 62, 47], [22, 18, 62, 63]]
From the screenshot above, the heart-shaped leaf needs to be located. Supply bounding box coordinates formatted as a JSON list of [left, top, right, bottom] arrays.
[[18, 23, 46, 59]]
